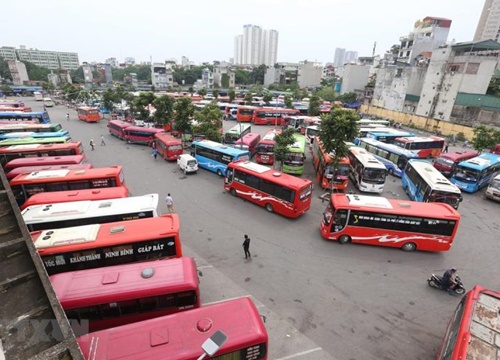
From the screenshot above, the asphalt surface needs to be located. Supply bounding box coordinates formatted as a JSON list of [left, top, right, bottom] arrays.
[[24, 98, 500, 360]]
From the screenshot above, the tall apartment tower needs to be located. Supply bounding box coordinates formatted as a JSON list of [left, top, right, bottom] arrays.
[[261, 29, 279, 66], [344, 51, 359, 64], [234, 25, 279, 66], [474, 0, 500, 42], [334, 48, 346, 67]]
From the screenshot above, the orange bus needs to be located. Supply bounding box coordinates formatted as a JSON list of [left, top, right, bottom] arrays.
[[4, 154, 87, 174], [236, 105, 257, 122], [393, 136, 446, 158], [253, 107, 300, 126], [50, 257, 200, 334], [20, 187, 130, 210], [0, 142, 85, 167], [123, 126, 165, 145], [311, 137, 350, 191], [436, 286, 500, 360], [321, 193, 461, 252], [224, 161, 313, 218], [256, 129, 280, 165], [32, 214, 182, 275], [152, 132, 183, 160], [7, 164, 92, 181], [76, 107, 100, 123], [77, 297, 268, 360], [107, 120, 131, 140], [10, 166, 125, 206]]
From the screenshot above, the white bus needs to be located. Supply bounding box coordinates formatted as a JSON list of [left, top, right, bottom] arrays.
[[22, 194, 159, 231], [357, 119, 390, 127], [34, 91, 43, 101], [347, 146, 387, 193]]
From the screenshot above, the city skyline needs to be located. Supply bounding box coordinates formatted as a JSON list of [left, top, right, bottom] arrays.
[[1, 0, 485, 66]]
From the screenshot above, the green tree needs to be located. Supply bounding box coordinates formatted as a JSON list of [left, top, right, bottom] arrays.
[[0, 84, 12, 95], [0, 57, 11, 81], [198, 88, 207, 98], [42, 82, 55, 95], [308, 95, 321, 116], [153, 95, 174, 126], [487, 77, 500, 97], [174, 97, 195, 142], [319, 107, 360, 191], [335, 92, 357, 103], [472, 126, 500, 152], [228, 88, 236, 103], [188, 87, 194, 96], [213, 89, 219, 100], [249, 64, 266, 84], [70, 66, 85, 83], [192, 102, 223, 143], [235, 69, 250, 84], [284, 95, 293, 109], [315, 86, 335, 102], [273, 128, 296, 170], [101, 88, 116, 113], [263, 92, 273, 105], [133, 92, 156, 121], [23, 61, 51, 81], [244, 92, 253, 105]]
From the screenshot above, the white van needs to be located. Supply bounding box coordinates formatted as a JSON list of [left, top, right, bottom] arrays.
[[485, 174, 500, 202], [177, 154, 198, 174], [43, 98, 55, 107]]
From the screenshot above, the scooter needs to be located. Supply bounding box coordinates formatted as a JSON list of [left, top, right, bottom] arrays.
[[427, 274, 466, 295]]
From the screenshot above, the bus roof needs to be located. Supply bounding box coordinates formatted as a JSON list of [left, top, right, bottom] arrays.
[[22, 193, 158, 225], [32, 214, 180, 253], [5, 155, 86, 168], [193, 140, 250, 156], [458, 153, 500, 170], [7, 164, 92, 180], [368, 129, 414, 136], [0, 137, 69, 146], [349, 147, 386, 169], [357, 138, 420, 157], [288, 134, 306, 153], [226, 123, 251, 134], [10, 166, 122, 184], [260, 129, 280, 142], [231, 161, 312, 188], [235, 132, 260, 145], [394, 136, 445, 142], [408, 159, 461, 194], [332, 193, 460, 217], [0, 111, 47, 117], [50, 257, 198, 308], [76, 297, 267, 359], [76, 106, 99, 110], [0, 123, 58, 130], [124, 126, 164, 133], [437, 150, 479, 162], [107, 120, 131, 128], [153, 132, 181, 143]]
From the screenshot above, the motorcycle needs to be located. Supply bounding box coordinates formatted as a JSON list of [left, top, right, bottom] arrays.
[[427, 274, 466, 295]]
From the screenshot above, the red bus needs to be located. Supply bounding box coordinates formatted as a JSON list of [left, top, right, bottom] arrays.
[[490, 143, 500, 155], [436, 286, 500, 360], [234, 132, 261, 157], [299, 117, 321, 135], [311, 137, 350, 191], [152, 132, 183, 160], [433, 150, 480, 177], [393, 136, 446, 158], [253, 107, 300, 126], [20, 187, 130, 210], [224, 161, 313, 218], [123, 126, 165, 145], [321, 193, 461, 252], [4, 154, 87, 174], [107, 120, 131, 140], [236, 105, 257, 122], [7, 164, 92, 181], [10, 166, 125, 206], [0, 142, 85, 167], [77, 297, 268, 360], [256, 129, 280, 165], [32, 214, 182, 275], [77, 107, 100, 123], [50, 257, 200, 334], [0, 100, 27, 108], [0, 106, 33, 112]]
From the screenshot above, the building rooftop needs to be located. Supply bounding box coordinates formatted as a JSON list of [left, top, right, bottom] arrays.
[[452, 39, 500, 51]]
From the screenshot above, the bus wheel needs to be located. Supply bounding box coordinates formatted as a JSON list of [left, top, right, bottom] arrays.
[[230, 188, 237, 197], [265, 203, 274, 213], [217, 169, 223, 177], [401, 242, 416, 252], [338, 235, 351, 244], [388, 168, 394, 176]]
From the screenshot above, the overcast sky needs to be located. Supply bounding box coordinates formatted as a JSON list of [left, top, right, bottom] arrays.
[[3, 0, 484, 65]]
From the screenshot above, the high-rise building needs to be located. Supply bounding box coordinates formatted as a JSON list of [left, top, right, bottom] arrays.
[[0, 45, 79, 70], [344, 51, 359, 64], [234, 25, 278, 66], [474, 0, 500, 42], [334, 48, 345, 67]]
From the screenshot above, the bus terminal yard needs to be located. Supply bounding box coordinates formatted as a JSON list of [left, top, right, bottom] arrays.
[[1, 98, 500, 360]]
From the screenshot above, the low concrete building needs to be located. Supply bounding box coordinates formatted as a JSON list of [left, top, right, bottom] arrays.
[[264, 60, 322, 88], [340, 64, 370, 94], [6, 60, 29, 85]]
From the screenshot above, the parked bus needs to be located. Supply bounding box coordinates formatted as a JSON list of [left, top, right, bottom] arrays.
[[284, 116, 320, 133], [151, 132, 182, 161], [0, 130, 70, 141], [0, 105, 33, 112], [32, 214, 182, 275], [51, 257, 200, 334], [355, 137, 420, 175], [256, 129, 280, 165], [191, 139, 250, 176], [0, 123, 62, 134], [450, 153, 500, 193], [22, 193, 158, 231], [10, 166, 125, 206], [402, 159, 463, 209], [393, 136, 445, 158], [321, 193, 461, 252], [311, 137, 350, 190], [357, 119, 390, 127], [372, 154, 403, 177], [7, 164, 92, 181], [253, 107, 300, 126], [77, 297, 268, 360], [236, 105, 257, 122], [367, 129, 415, 144], [436, 286, 500, 359], [223, 123, 252, 145], [0, 136, 71, 148], [20, 187, 130, 210], [0, 111, 51, 124], [298, 117, 322, 135], [0, 142, 85, 167], [433, 150, 479, 177], [0, 100, 28, 108], [305, 125, 319, 144], [107, 120, 130, 140], [233, 132, 260, 157], [358, 126, 389, 138], [76, 106, 100, 123], [491, 143, 500, 155], [4, 154, 87, 174], [347, 147, 387, 193], [282, 134, 307, 175], [123, 126, 165, 145], [224, 161, 313, 218]]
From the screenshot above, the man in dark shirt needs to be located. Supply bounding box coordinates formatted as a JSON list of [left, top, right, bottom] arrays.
[[442, 268, 457, 294], [242, 234, 251, 259]]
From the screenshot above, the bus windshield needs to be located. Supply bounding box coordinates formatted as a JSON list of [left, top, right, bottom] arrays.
[[364, 168, 387, 183], [453, 167, 480, 183]]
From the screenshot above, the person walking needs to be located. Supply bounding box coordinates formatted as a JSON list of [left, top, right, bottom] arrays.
[[165, 193, 175, 213], [443, 143, 449, 153], [242, 234, 251, 259], [66, 113, 70, 121], [89, 139, 95, 151], [152, 148, 158, 160], [100, 135, 106, 146]]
